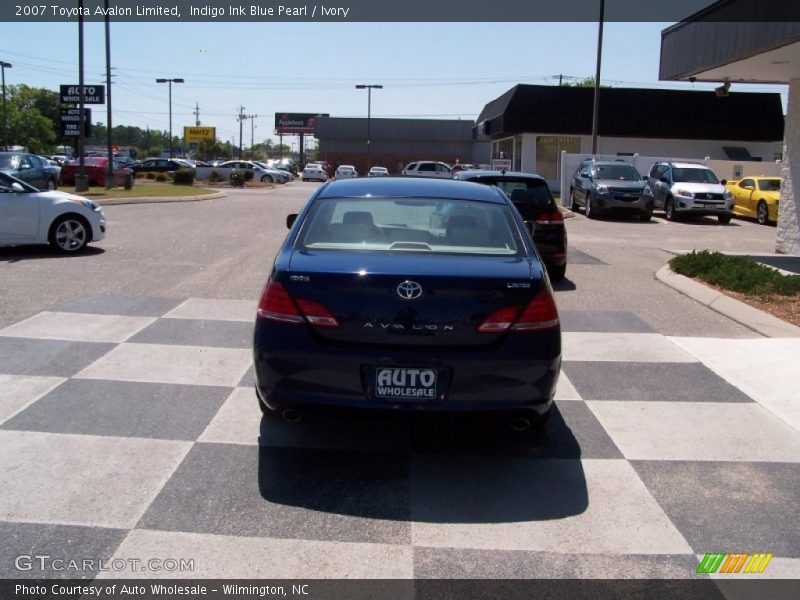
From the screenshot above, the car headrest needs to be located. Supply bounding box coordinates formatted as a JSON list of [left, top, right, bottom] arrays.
[[342, 211, 375, 226]]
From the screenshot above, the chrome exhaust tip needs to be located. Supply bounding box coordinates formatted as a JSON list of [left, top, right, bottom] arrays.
[[281, 408, 303, 422], [509, 417, 531, 432]]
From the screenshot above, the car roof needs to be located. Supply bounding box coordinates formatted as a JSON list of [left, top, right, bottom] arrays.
[[454, 169, 546, 181], [659, 161, 708, 169], [592, 161, 636, 167], [316, 177, 508, 203]]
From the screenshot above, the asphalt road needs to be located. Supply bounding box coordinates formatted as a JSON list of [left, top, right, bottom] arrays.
[[0, 181, 780, 335]]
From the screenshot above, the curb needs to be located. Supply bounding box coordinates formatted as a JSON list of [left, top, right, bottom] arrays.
[[94, 190, 226, 206], [655, 264, 800, 338], [559, 207, 576, 219]]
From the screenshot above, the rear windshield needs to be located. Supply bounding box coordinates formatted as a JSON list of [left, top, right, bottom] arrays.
[[472, 178, 555, 219], [297, 197, 522, 256], [758, 179, 781, 192], [594, 164, 641, 181], [672, 168, 720, 184]]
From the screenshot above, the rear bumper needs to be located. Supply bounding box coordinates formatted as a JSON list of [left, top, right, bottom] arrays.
[[254, 321, 560, 415]]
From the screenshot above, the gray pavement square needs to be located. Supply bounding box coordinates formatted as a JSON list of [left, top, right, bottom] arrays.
[[568, 248, 606, 265], [563, 361, 754, 402], [559, 310, 657, 333], [54, 293, 183, 317], [632, 461, 800, 558], [0, 337, 116, 377], [137, 443, 412, 545], [126, 317, 254, 349], [3, 379, 230, 441]]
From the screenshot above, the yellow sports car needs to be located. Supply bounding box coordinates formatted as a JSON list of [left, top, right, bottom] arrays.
[[726, 176, 781, 225]]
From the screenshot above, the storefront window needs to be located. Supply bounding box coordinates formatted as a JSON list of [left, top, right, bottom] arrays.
[[536, 136, 581, 179]]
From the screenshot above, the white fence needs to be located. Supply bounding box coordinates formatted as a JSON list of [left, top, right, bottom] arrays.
[[196, 166, 233, 181], [557, 151, 782, 205]]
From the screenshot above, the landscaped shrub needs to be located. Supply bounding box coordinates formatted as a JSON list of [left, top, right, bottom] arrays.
[[207, 170, 223, 183], [229, 169, 246, 187], [173, 168, 195, 186], [145, 172, 156, 180], [243, 169, 254, 182], [135, 171, 147, 179], [155, 173, 169, 182], [670, 250, 800, 296]]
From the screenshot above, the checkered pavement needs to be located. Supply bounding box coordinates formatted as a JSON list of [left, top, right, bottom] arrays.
[[0, 294, 798, 580]]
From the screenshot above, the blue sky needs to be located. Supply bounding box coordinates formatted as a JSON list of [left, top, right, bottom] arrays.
[[0, 21, 788, 146]]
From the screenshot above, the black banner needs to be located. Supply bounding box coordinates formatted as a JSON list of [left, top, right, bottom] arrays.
[[59, 108, 92, 137]]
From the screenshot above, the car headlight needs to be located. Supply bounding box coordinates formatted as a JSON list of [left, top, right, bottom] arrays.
[[675, 189, 694, 198], [68, 197, 99, 211], [595, 184, 609, 194]]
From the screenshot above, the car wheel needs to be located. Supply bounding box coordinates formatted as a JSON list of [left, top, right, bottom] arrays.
[[585, 196, 598, 219], [46, 178, 57, 191], [665, 197, 677, 221], [718, 213, 732, 224], [49, 215, 90, 253], [302, 178, 308, 182], [757, 201, 770, 225], [570, 188, 579, 211], [261, 175, 273, 183], [547, 262, 567, 282], [640, 211, 652, 222]]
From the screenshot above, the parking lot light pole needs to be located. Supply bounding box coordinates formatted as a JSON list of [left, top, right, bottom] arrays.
[[355, 84, 382, 172], [591, 0, 605, 155], [0, 61, 11, 150], [156, 78, 183, 158]]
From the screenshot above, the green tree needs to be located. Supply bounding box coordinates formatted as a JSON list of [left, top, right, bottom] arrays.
[[559, 76, 610, 88], [197, 137, 222, 160], [6, 85, 60, 152]]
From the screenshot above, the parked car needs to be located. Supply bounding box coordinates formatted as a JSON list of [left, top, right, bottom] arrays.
[[402, 161, 452, 178], [132, 158, 189, 174], [0, 152, 60, 190], [302, 164, 328, 182], [569, 160, 651, 221], [60, 157, 133, 187], [726, 176, 781, 225], [251, 161, 293, 183], [644, 162, 734, 223], [219, 160, 288, 183], [0, 171, 106, 253], [269, 160, 298, 176], [254, 177, 561, 431], [334, 165, 358, 179], [368, 166, 390, 177], [453, 170, 568, 281]]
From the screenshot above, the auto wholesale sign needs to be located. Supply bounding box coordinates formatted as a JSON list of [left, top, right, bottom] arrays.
[[184, 126, 216, 143], [60, 85, 105, 104], [59, 108, 91, 137], [274, 113, 328, 134]]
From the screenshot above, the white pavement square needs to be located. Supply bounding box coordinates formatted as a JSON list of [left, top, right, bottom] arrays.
[[562, 332, 697, 363], [587, 401, 800, 462], [410, 458, 692, 555], [199, 387, 262, 446], [100, 530, 414, 579], [164, 298, 257, 323], [555, 370, 581, 401], [0, 311, 156, 343], [0, 374, 65, 425], [0, 430, 191, 528], [74, 343, 252, 388]]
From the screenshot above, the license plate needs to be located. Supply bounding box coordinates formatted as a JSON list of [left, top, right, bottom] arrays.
[[374, 367, 437, 401], [703, 203, 718, 209]]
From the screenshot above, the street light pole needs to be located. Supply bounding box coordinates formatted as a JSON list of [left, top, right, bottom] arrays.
[[591, 0, 605, 155], [0, 61, 11, 150], [156, 77, 184, 158], [104, 0, 114, 188], [355, 84, 382, 172]]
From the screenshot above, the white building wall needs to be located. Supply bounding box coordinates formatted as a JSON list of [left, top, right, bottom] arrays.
[[776, 78, 800, 255]]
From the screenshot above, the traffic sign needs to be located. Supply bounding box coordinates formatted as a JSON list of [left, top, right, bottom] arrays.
[[60, 85, 105, 104], [60, 108, 92, 137]]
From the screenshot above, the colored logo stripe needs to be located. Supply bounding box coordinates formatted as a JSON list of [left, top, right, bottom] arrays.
[[697, 553, 773, 574]]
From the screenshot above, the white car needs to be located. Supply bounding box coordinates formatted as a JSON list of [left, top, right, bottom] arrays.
[[302, 164, 328, 182], [219, 160, 289, 183], [253, 161, 293, 182], [0, 172, 106, 253], [335, 165, 358, 179], [402, 161, 452, 179], [368, 166, 389, 177]]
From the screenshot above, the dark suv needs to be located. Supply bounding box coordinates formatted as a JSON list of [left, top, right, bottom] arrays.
[[454, 170, 568, 281], [569, 159, 651, 221]]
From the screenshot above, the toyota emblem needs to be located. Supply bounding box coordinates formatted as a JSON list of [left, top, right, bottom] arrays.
[[396, 280, 423, 300]]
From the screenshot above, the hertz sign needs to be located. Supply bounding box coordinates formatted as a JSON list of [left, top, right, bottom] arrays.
[[183, 127, 216, 143], [274, 113, 329, 135]]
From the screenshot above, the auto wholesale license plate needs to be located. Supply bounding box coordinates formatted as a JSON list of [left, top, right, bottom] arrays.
[[374, 367, 437, 401]]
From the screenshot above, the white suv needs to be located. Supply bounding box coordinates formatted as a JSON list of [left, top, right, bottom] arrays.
[[644, 162, 734, 223], [402, 161, 452, 179]]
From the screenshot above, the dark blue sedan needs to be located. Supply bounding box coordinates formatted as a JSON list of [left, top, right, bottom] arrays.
[[253, 177, 561, 430]]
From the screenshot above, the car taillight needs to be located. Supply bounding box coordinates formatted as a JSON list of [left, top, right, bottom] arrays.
[[257, 281, 340, 328], [534, 211, 564, 226], [477, 291, 559, 333]]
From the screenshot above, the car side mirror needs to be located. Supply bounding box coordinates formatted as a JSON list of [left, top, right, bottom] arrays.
[[642, 175, 648, 181], [11, 182, 26, 192], [286, 214, 298, 229], [721, 179, 728, 186], [659, 177, 669, 184], [19, 164, 31, 171]]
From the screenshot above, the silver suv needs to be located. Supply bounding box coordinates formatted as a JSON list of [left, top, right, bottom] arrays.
[[644, 162, 734, 223], [402, 161, 452, 179]]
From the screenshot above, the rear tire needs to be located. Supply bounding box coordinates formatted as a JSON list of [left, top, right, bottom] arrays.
[[570, 188, 579, 211], [261, 175, 273, 183], [547, 262, 567, 282], [718, 213, 732, 224], [640, 211, 652, 222], [46, 178, 57, 191], [757, 201, 770, 225], [585, 196, 596, 219]]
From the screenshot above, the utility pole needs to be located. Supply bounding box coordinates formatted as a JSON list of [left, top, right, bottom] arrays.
[[75, 0, 88, 192], [0, 61, 11, 150], [103, 0, 114, 189], [193, 102, 200, 126], [591, 0, 605, 155], [237, 106, 246, 159], [355, 84, 382, 172]]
